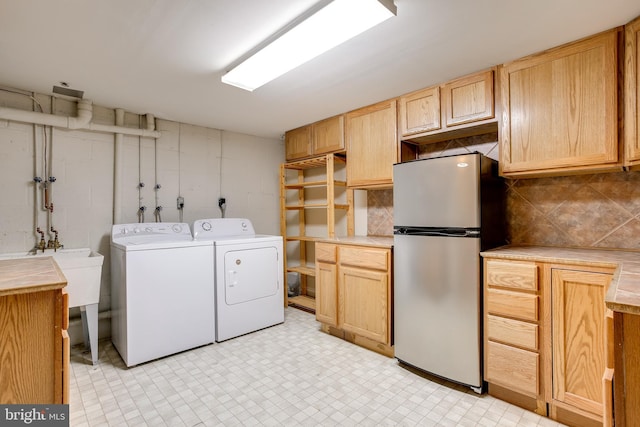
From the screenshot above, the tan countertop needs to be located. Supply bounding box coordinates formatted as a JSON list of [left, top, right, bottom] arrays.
[[315, 235, 394, 249], [0, 256, 67, 297], [481, 245, 640, 315]]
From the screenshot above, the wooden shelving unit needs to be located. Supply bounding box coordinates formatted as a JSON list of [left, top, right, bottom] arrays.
[[280, 153, 354, 312]]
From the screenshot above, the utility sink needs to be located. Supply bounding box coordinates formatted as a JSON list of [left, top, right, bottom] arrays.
[[0, 248, 104, 364]]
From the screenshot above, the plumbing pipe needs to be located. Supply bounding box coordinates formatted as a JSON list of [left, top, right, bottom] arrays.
[[87, 122, 160, 138], [146, 114, 155, 131], [0, 100, 90, 129], [0, 99, 161, 138], [113, 109, 125, 224]]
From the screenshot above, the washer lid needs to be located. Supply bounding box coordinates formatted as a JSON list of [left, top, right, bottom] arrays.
[[111, 238, 213, 251]]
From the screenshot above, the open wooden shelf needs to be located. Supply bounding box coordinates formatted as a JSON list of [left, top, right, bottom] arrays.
[[288, 295, 316, 313], [280, 153, 354, 313]]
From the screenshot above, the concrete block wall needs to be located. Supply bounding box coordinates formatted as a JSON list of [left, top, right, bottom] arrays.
[[0, 85, 284, 345]]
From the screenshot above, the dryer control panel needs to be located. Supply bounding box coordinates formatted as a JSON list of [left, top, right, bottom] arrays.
[[193, 218, 256, 239]]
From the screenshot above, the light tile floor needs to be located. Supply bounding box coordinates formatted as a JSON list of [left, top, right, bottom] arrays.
[[69, 308, 565, 426]]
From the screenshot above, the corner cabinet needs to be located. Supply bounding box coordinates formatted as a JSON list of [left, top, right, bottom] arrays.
[[280, 154, 354, 311], [499, 28, 621, 177], [345, 100, 397, 188], [315, 242, 393, 357], [483, 255, 614, 427]]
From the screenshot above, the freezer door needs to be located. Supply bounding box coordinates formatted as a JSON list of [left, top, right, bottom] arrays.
[[393, 154, 481, 228], [393, 233, 482, 388]]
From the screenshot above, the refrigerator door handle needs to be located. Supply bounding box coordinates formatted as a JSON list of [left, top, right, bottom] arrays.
[[393, 228, 480, 238]]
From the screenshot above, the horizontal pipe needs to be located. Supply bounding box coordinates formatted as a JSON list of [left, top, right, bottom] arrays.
[[0, 99, 160, 138], [88, 122, 161, 138]]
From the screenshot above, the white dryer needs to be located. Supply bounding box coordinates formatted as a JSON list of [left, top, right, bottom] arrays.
[[110, 222, 215, 367], [193, 218, 284, 342]]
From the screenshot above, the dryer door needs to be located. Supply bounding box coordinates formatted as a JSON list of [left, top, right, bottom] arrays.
[[224, 246, 279, 305]]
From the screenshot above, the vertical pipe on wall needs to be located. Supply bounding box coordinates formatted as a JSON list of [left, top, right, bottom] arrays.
[[32, 95, 40, 242], [113, 108, 125, 224]]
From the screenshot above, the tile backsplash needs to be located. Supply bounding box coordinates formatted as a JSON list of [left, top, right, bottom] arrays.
[[367, 133, 640, 250]]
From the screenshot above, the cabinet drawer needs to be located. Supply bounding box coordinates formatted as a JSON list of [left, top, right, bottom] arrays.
[[486, 260, 538, 291], [487, 288, 538, 321], [316, 243, 337, 263], [340, 246, 388, 270], [486, 341, 539, 397], [487, 314, 538, 351]]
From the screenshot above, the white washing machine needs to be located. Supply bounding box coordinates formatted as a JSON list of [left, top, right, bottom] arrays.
[[110, 222, 215, 367], [193, 218, 284, 342]]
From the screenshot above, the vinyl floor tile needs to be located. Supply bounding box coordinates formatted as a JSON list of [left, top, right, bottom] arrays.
[[69, 308, 565, 426]]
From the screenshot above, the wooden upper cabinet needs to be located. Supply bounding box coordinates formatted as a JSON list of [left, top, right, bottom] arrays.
[[312, 115, 344, 155], [285, 125, 312, 161], [625, 16, 640, 166], [399, 86, 441, 136], [443, 69, 494, 127], [285, 115, 345, 161], [398, 69, 497, 144], [346, 99, 397, 188], [500, 28, 621, 177]]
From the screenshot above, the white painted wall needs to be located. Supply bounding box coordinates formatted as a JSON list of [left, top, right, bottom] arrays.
[[0, 86, 284, 344]]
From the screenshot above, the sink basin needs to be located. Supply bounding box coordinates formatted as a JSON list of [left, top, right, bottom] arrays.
[[0, 248, 103, 308]]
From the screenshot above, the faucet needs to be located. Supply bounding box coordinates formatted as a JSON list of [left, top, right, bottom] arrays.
[[47, 227, 63, 252], [36, 227, 46, 253]]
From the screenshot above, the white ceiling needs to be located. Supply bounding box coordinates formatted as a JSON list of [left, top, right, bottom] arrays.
[[1, 0, 639, 140]]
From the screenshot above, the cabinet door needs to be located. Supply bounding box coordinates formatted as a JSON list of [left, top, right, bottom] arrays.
[[338, 265, 388, 343], [443, 70, 494, 127], [625, 17, 640, 164], [315, 261, 338, 327], [285, 125, 312, 161], [312, 115, 344, 155], [346, 100, 397, 188], [551, 268, 611, 417], [398, 86, 440, 136], [0, 290, 59, 404], [500, 29, 619, 175]]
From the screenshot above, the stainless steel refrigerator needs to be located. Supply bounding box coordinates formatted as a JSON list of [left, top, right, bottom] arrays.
[[393, 152, 504, 392]]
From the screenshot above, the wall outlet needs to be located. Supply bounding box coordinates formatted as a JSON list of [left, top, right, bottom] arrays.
[[177, 196, 184, 210]]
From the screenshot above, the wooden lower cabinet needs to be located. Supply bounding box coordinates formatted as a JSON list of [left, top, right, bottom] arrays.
[[339, 265, 388, 343], [315, 260, 338, 327], [483, 257, 614, 427], [0, 258, 69, 404], [613, 311, 640, 427], [315, 242, 392, 356], [550, 268, 612, 425]]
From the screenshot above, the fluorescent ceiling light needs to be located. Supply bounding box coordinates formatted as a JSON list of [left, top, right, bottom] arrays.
[[221, 0, 397, 91]]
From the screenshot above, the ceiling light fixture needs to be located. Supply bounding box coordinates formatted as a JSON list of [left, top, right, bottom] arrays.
[[221, 0, 397, 91]]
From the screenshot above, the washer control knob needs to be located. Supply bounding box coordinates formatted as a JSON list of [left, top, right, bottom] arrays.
[[145, 227, 152, 232], [202, 222, 212, 231], [120, 227, 128, 234], [133, 227, 141, 233], [241, 221, 247, 229], [171, 224, 183, 233]]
